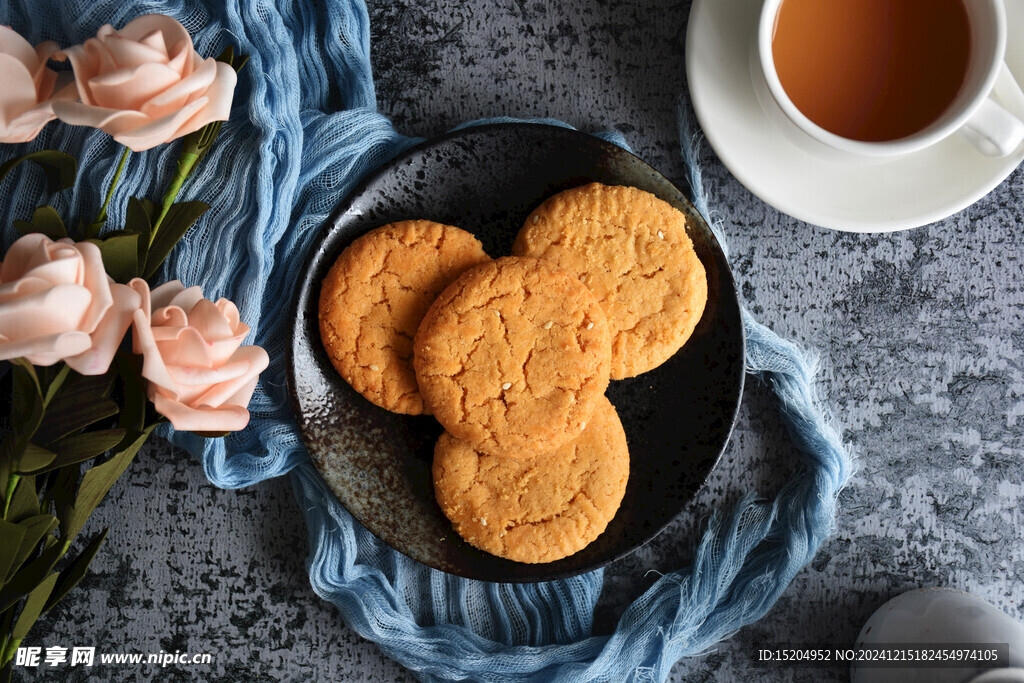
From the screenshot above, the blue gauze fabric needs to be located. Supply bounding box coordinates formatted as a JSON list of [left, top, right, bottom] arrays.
[[0, 1, 853, 680]]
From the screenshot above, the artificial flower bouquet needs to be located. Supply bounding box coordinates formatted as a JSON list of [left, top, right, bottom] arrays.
[[0, 15, 261, 677]]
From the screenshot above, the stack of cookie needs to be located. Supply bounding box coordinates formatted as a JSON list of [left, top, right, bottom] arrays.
[[319, 183, 707, 564]]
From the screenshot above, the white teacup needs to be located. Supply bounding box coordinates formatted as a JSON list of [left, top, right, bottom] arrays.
[[752, 0, 1024, 160]]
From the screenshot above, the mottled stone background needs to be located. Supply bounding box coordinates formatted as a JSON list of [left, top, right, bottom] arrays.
[[18, 0, 1024, 681]]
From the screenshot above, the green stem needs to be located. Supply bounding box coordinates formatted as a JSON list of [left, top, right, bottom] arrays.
[[86, 147, 130, 238], [0, 638, 17, 672], [149, 150, 200, 247], [2, 475, 17, 519]]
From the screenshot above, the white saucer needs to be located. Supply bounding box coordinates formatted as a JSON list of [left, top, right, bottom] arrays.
[[686, 0, 1024, 232]]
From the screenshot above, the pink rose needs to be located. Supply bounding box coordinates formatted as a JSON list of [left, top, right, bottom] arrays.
[[53, 15, 237, 151], [0, 26, 66, 143], [128, 280, 268, 432], [0, 234, 140, 374]]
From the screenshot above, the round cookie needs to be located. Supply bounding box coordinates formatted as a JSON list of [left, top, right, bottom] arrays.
[[513, 183, 707, 379], [432, 396, 629, 563], [319, 220, 490, 415], [414, 256, 611, 458]]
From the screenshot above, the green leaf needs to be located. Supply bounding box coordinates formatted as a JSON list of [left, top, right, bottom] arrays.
[[0, 366, 44, 497], [124, 197, 152, 266], [143, 201, 209, 278], [12, 205, 67, 240], [35, 372, 116, 444], [0, 469, 8, 514], [115, 352, 146, 434], [216, 45, 249, 74], [0, 151, 77, 193], [8, 359, 41, 398], [0, 521, 27, 581], [10, 572, 58, 640], [38, 429, 126, 474], [63, 426, 153, 542], [0, 539, 65, 613], [140, 198, 159, 223], [58, 371, 114, 402], [48, 468, 78, 536], [96, 229, 136, 238], [7, 515, 58, 581], [5, 476, 37, 524], [98, 233, 139, 283], [41, 364, 71, 409], [35, 398, 119, 446], [215, 45, 234, 65], [121, 203, 148, 232], [2, 642, 17, 679], [42, 528, 108, 614], [13, 444, 55, 475], [0, 443, 9, 512]]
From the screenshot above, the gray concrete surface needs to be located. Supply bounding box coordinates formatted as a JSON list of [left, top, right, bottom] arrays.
[[18, 0, 1024, 680]]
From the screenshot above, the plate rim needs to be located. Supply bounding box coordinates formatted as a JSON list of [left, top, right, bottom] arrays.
[[287, 121, 746, 582]]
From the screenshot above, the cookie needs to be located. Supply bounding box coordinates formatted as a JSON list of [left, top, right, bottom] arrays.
[[513, 183, 707, 379], [414, 256, 611, 457], [432, 396, 629, 563], [319, 220, 490, 415]]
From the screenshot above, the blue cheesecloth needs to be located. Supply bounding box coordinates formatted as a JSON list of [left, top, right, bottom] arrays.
[[0, 0, 853, 680]]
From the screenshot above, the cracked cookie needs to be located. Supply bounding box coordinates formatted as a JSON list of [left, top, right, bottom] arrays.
[[513, 182, 707, 379], [432, 396, 629, 563], [413, 256, 611, 457], [319, 220, 490, 414]]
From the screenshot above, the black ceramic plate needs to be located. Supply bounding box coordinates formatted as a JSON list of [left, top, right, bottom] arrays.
[[288, 123, 744, 583]]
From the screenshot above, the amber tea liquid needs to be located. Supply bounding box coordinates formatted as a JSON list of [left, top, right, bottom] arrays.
[[772, 0, 972, 142]]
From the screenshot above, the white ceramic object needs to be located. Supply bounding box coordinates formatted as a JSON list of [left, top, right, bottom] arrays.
[[754, 0, 1024, 159], [851, 587, 1024, 683], [685, 0, 1024, 232]]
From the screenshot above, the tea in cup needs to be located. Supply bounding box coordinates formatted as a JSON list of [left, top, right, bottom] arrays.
[[755, 0, 1024, 158]]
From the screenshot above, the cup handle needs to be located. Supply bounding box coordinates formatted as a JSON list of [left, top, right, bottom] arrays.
[[961, 64, 1024, 157]]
